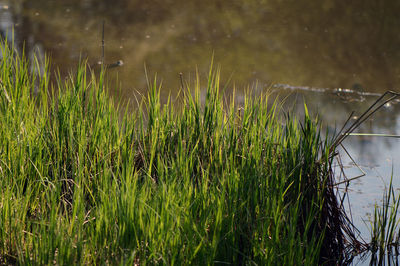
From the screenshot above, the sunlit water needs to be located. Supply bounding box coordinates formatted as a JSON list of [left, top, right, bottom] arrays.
[[2, 0, 400, 264]]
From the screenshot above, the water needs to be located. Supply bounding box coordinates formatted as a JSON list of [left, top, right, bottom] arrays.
[[2, 0, 400, 263]]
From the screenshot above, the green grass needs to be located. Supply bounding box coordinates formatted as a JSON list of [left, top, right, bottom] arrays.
[[366, 175, 400, 264], [0, 41, 350, 265]]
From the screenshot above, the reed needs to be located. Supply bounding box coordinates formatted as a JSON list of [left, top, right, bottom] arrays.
[[0, 40, 355, 265], [365, 175, 400, 264]]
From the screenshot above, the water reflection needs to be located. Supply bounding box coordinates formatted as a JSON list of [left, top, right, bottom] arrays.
[[281, 89, 400, 246], [4, 0, 400, 93]]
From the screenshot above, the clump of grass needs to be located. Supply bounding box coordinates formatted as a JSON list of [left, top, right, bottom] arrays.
[[366, 175, 400, 264], [0, 40, 355, 264]]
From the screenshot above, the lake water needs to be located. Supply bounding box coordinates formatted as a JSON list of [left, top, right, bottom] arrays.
[[2, 0, 400, 263]]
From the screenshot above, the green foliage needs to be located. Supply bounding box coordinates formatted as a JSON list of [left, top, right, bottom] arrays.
[[0, 41, 337, 265], [369, 175, 400, 264]]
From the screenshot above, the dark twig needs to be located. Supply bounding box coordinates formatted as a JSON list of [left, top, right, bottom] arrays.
[[331, 91, 400, 153], [101, 20, 105, 70], [333, 143, 366, 186]]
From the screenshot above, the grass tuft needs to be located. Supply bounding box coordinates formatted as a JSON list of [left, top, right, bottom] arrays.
[[0, 40, 356, 264]]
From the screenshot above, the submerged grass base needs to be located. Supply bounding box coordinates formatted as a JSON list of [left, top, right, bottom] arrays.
[[0, 42, 355, 264]]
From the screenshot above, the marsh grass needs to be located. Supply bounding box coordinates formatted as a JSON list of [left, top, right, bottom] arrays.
[[365, 176, 400, 265], [0, 40, 355, 264]]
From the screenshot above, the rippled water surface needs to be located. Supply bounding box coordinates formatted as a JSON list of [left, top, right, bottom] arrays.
[[2, 1, 400, 262]]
